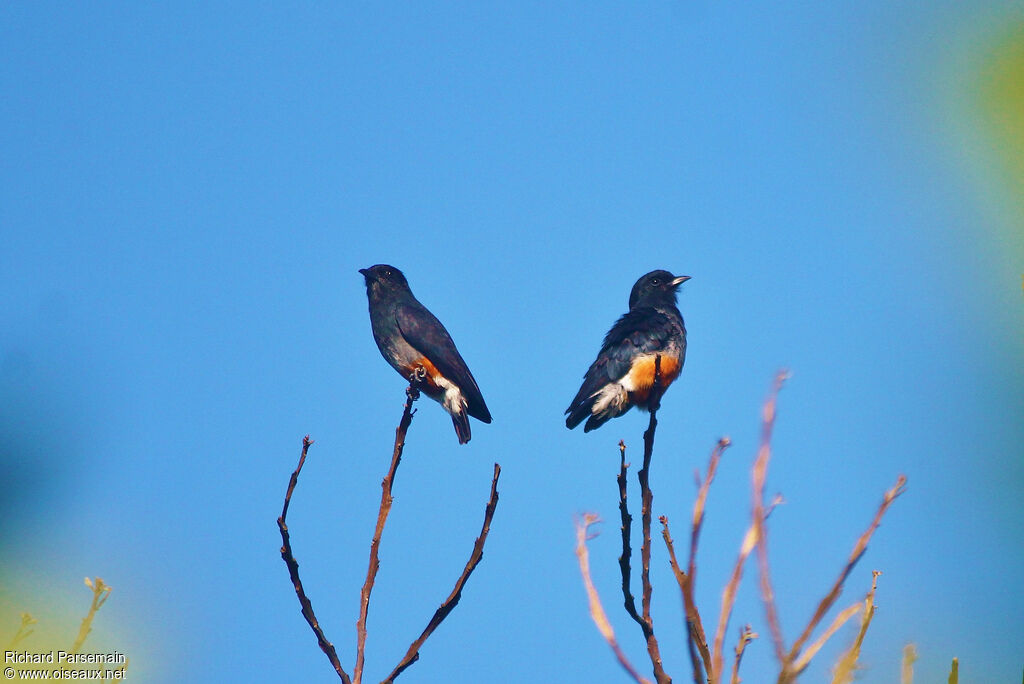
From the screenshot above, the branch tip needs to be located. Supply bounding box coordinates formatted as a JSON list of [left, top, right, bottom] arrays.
[[355, 389, 420, 684], [278, 437, 351, 683], [576, 515, 654, 684], [384, 463, 501, 682]]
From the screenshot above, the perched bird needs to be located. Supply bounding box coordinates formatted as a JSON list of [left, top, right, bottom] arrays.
[[360, 264, 492, 444], [565, 269, 691, 432]]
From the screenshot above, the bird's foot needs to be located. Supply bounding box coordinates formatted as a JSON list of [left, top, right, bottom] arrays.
[[407, 365, 427, 400]]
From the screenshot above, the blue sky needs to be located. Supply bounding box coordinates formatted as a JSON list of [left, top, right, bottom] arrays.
[[1, 2, 1021, 683]]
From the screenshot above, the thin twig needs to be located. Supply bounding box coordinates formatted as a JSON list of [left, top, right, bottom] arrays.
[[753, 371, 789, 666], [71, 577, 111, 655], [730, 626, 757, 684], [660, 517, 709, 684], [619, 440, 643, 628], [790, 602, 862, 675], [713, 522, 757, 681], [786, 476, 907, 665], [7, 613, 37, 650], [354, 384, 420, 684], [637, 355, 671, 684], [690, 438, 731, 593], [278, 436, 352, 683], [383, 463, 502, 683], [947, 657, 958, 684], [576, 514, 654, 684], [684, 438, 731, 683], [713, 494, 782, 683], [832, 571, 881, 684]]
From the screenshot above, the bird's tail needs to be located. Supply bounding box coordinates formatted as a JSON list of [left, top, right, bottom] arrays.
[[566, 384, 629, 431], [565, 398, 595, 430], [451, 409, 472, 444]]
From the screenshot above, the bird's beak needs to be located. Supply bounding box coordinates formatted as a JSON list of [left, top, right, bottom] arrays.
[[671, 275, 691, 287]]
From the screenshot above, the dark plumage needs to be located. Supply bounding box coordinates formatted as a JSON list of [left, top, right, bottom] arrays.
[[566, 269, 690, 432], [360, 264, 491, 444]]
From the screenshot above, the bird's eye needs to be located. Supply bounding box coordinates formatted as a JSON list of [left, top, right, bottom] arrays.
[[651, 278, 660, 285], [385, 270, 393, 277]]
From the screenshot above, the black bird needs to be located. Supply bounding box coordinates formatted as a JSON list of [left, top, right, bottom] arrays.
[[360, 264, 492, 444], [566, 269, 690, 432]]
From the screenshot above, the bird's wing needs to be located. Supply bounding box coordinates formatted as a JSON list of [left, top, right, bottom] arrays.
[[566, 307, 675, 414], [395, 302, 492, 423]]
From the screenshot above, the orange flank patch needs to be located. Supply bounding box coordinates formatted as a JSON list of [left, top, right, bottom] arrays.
[[626, 354, 681, 404], [405, 357, 445, 397]]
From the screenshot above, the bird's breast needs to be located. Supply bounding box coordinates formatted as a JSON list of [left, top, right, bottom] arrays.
[[619, 353, 682, 404]]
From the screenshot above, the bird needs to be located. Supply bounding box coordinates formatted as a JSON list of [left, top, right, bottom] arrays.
[[360, 264, 492, 444], [565, 269, 691, 432]]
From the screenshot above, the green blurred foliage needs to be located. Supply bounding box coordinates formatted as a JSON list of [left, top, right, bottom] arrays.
[[976, 21, 1024, 250]]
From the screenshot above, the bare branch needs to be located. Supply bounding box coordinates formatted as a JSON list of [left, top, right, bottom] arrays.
[[576, 514, 654, 684], [730, 626, 757, 684], [72, 577, 111, 655], [713, 520, 758, 680], [690, 438, 731, 590], [660, 516, 710, 684], [636, 355, 672, 684], [383, 463, 502, 683], [947, 657, 959, 684], [618, 440, 643, 629], [639, 354, 663, 626], [683, 438, 732, 683], [6, 613, 37, 651], [660, 516, 708, 684], [752, 371, 789, 665], [354, 384, 420, 684], [790, 602, 862, 675], [278, 436, 352, 683], [595, 369, 906, 684], [901, 644, 917, 684], [831, 571, 881, 684], [712, 494, 781, 683], [786, 475, 906, 664]]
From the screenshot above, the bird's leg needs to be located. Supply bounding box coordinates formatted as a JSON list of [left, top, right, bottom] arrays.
[[407, 365, 427, 401]]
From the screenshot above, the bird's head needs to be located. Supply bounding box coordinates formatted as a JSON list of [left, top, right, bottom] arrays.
[[628, 270, 691, 309], [359, 264, 410, 296]]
